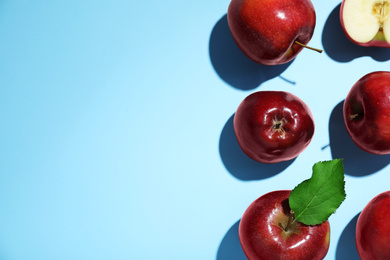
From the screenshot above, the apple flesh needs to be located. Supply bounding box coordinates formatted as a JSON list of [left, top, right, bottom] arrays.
[[227, 0, 317, 65], [234, 91, 315, 163], [239, 190, 330, 260], [356, 191, 390, 260], [343, 71, 390, 154], [340, 0, 390, 47]]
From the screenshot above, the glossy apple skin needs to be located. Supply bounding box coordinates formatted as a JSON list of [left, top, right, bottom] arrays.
[[339, 1, 390, 48], [343, 71, 390, 154], [239, 190, 330, 260], [356, 191, 390, 260], [227, 0, 316, 65], [234, 91, 315, 163]]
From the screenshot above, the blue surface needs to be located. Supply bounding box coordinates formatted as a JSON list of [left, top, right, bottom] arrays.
[[0, 0, 389, 259]]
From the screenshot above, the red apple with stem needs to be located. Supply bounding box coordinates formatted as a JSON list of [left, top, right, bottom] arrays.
[[239, 190, 330, 260], [234, 91, 315, 163], [227, 0, 322, 65], [343, 71, 390, 154], [356, 191, 390, 260], [340, 0, 390, 47], [239, 160, 346, 260]]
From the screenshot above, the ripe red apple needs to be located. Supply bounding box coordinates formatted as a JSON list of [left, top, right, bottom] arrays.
[[343, 71, 390, 154], [227, 0, 320, 65], [356, 191, 390, 260], [233, 91, 315, 163], [239, 190, 330, 260], [340, 0, 390, 47]]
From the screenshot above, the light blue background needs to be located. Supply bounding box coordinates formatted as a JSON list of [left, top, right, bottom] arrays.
[[1, 0, 389, 259]]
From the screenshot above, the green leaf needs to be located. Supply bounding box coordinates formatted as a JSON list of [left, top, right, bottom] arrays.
[[289, 159, 346, 226]]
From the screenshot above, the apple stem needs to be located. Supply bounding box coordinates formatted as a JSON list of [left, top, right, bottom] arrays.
[[295, 41, 323, 53], [279, 210, 295, 232], [348, 114, 360, 120], [286, 210, 295, 232]]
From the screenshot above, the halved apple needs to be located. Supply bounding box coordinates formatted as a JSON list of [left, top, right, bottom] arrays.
[[340, 0, 390, 47]]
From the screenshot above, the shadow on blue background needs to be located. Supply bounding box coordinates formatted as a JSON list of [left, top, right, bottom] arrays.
[[219, 114, 295, 181], [209, 14, 294, 90], [328, 101, 390, 176], [216, 219, 246, 260], [322, 4, 390, 62], [336, 212, 361, 260]]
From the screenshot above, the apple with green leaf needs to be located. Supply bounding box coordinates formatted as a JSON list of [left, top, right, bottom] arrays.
[[227, 0, 322, 65], [356, 191, 390, 260], [343, 71, 390, 154], [239, 159, 346, 260], [340, 0, 390, 47]]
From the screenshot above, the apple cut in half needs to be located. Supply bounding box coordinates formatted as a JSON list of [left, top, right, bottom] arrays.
[[340, 0, 390, 47]]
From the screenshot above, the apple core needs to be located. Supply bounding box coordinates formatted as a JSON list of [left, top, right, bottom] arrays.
[[373, 1, 389, 24], [341, 0, 390, 46]]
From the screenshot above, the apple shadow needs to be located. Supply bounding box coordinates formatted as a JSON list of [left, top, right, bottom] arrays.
[[329, 101, 390, 176], [322, 4, 390, 62], [209, 14, 294, 91], [216, 219, 247, 260], [335, 212, 361, 260], [219, 113, 295, 181]]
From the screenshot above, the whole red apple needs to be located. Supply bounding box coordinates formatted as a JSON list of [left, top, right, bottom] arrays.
[[343, 71, 390, 154], [356, 191, 390, 260], [227, 0, 318, 65], [234, 91, 315, 163], [340, 0, 390, 47], [239, 190, 330, 260]]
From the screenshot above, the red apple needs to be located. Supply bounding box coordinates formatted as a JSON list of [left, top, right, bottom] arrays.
[[227, 0, 319, 65], [340, 0, 390, 47], [356, 191, 390, 260], [343, 71, 390, 154], [239, 190, 330, 260], [234, 91, 315, 163]]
